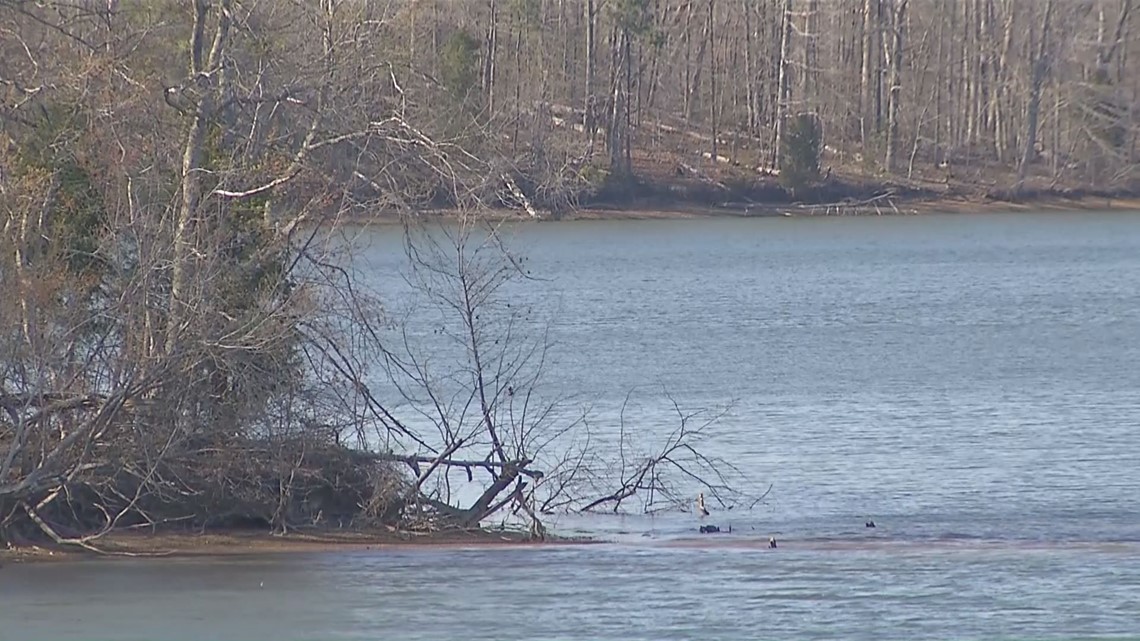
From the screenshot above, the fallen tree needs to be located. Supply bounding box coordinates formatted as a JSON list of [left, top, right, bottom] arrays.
[[1, 210, 764, 547], [342, 214, 765, 537]]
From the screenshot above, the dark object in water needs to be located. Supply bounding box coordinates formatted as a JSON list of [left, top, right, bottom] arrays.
[[699, 525, 721, 534], [865, 520, 876, 528], [768, 537, 778, 549]]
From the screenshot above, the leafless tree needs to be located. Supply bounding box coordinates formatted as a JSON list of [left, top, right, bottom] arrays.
[[328, 213, 766, 537]]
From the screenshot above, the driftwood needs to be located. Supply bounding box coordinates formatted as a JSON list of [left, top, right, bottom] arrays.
[[502, 173, 542, 218], [678, 162, 739, 197], [780, 190, 903, 216], [373, 452, 545, 483]]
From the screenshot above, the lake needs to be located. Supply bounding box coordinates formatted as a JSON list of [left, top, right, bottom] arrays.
[[3, 211, 1139, 640]]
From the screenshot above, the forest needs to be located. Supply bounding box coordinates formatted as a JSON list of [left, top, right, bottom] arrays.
[[5, 2, 1140, 214], [0, 0, 1136, 550], [440, 0, 1138, 205]]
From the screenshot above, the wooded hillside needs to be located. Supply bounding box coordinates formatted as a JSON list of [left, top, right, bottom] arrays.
[[6, 1, 1136, 219], [439, 0, 1139, 198]]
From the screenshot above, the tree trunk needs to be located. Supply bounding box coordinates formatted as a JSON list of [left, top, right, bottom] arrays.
[[978, 0, 991, 143], [685, 0, 712, 121], [709, 0, 717, 160], [514, 20, 523, 153], [484, 0, 498, 113], [773, 0, 793, 169], [584, 0, 594, 101], [1017, 0, 1055, 187], [1096, 0, 1133, 79], [970, 0, 983, 147], [802, 0, 818, 101], [625, 28, 633, 173], [168, 0, 232, 355], [609, 26, 624, 171], [684, 0, 693, 118], [860, 0, 879, 143], [432, 0, 439, 70], [963, 0, 976, 147], [934, 0, 945, 162], [743, 0, 756, 133], [883, 0, 907, 172], [584, 0, 596, 144], [992, 0, 1016, 162]]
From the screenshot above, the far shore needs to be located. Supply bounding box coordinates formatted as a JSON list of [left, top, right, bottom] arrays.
[[568, 194, 1140, 220], [348, 193, 1140, 226], [1, 528, 595, 563]]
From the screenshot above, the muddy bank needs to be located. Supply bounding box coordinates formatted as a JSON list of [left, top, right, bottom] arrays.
[[358, 183, 1140, 225], [561, 169, 1140, 219], [567, 194, 1140, 220]]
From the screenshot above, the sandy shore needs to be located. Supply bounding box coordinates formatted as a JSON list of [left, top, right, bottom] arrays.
[[1, 528, 593, 563]]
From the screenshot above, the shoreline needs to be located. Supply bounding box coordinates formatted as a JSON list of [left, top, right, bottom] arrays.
[[352, 193, 1140, 225], [569, 194, 1140, 220], [1, 528, 594, 563], [9, 528, 1140, 564]]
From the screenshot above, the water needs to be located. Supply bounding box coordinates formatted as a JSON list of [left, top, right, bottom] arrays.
[[3, 212, 1140, 640]]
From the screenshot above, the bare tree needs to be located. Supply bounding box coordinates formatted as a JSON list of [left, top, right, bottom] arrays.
[[343, 214, 765, 536], [1017, 0, 1055, 187], [883, 0, 908, 172]]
